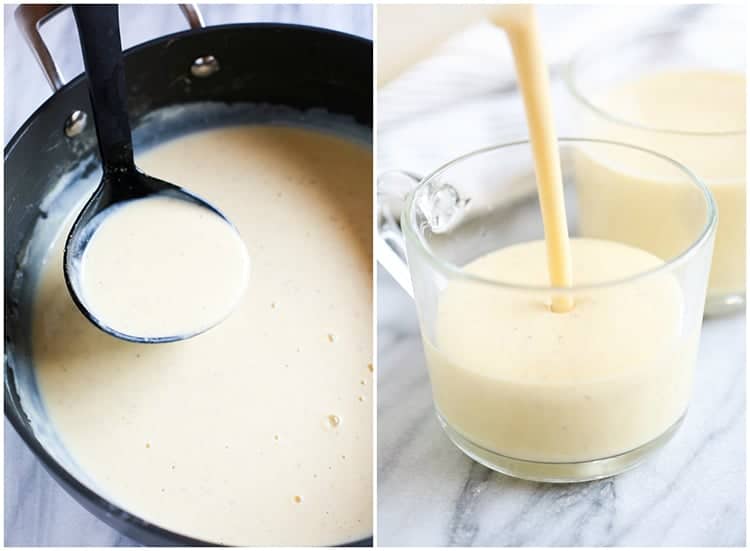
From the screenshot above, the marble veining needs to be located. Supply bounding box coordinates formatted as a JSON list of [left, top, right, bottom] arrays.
[[377, 268, 745, 547], [376, 5, 744, 546]]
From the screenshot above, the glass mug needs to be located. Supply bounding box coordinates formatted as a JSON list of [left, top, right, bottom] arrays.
[[566, 26, 745, 316], [378, 139, 716, 482]]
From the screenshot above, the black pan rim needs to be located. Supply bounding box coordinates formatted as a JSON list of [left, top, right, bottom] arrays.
[[4, 21, 373, 158], [5, 21, 373, 548]]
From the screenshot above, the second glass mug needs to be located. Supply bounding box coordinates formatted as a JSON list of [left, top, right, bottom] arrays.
[[378, 139, 716, 482], [566, 25, 745, 316]]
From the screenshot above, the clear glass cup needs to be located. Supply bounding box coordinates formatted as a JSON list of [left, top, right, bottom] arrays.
[[378, 139, 716, 482], [565, 26, 746, 316]]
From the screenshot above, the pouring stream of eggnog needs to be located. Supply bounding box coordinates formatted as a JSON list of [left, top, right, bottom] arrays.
[[379, 5, 574, 311], [503, 8, 573, 311], [380, 4, 711, 471]]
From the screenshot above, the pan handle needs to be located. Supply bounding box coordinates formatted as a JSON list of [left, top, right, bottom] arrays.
[[15, 3, 206, 92]]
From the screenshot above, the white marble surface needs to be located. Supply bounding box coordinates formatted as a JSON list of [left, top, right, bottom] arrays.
[[4, 4, 371, 546], [376, 4, 745, 547], [377, 270, 745, 547]]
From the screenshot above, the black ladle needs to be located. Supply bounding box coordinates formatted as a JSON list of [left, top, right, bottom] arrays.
[[65, 5, 238, 344]]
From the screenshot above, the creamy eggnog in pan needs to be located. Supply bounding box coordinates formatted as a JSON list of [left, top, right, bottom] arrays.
[[79, 195, 250, 339], [32, 124, 372, 545]]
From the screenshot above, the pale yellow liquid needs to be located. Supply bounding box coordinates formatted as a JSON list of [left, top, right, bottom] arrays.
[[80, 195, 250, 339], [576, 70, 746, 300], [379, 5, 574, 307], [503, 7, 573, 311], [32, 126, 373, 545], [426, 239, 693, 462], [381, 6, 697, 464]]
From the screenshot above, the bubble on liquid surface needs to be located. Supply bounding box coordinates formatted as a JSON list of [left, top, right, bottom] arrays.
[[417, 180, 469, 234], [322, 414, 341, 431]]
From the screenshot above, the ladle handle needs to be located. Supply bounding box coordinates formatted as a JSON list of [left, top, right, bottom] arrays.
[[377, 170, 423, 298], [72, 5, 134, 173]]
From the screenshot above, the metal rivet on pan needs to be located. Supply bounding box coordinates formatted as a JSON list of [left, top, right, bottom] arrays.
[[64, 110, 88, 138], [191, 55, 220, 78]]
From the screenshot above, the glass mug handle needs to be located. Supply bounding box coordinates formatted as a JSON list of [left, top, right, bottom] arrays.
[[376, 170, 423, 298]]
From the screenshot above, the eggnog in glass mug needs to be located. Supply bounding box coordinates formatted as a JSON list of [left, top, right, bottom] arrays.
[[566, 26, 746, 316], [377, 139, 716, 482]]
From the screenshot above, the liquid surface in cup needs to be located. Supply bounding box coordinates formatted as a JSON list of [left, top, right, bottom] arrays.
[[425, 238, 693, 462], [32, 125, 373, 545], [79, 195, 249, 339], [578, 70, 746, 299]]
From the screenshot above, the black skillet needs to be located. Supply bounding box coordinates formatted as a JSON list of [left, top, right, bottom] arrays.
[[4, 4, 372, 546]]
